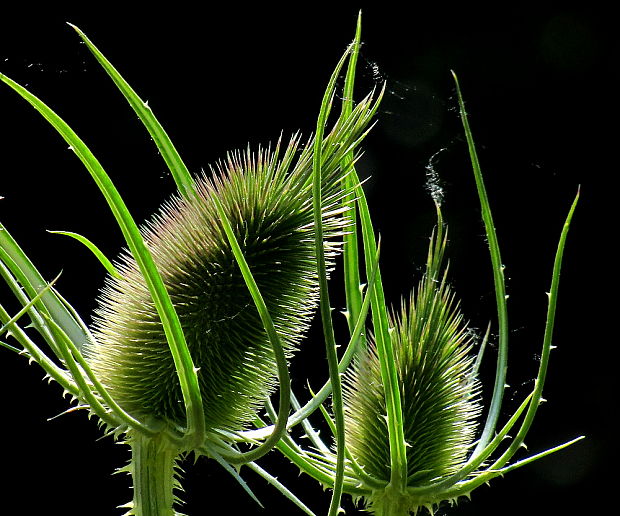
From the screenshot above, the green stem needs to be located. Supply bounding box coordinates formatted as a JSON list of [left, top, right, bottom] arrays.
[[371, 483, 412, 516], [128, 432, 180, 516], [374, 506, 409, 516]]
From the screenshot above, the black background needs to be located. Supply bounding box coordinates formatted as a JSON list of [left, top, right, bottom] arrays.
[[0, 4, 611, 515]]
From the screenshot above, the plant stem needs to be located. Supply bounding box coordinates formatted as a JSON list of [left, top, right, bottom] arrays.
[[375, 506, 409, 516], [369, 483, 419, 516], [128, 432, 180, 516]]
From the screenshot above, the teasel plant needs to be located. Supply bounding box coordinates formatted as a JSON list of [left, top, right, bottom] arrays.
[[240, 34, 582, 515], [0, 13, 581, 516]]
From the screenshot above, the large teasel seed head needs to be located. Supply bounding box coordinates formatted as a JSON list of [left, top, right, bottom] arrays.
[[83, 95, 377, 433], [342, 214, 481, 500]]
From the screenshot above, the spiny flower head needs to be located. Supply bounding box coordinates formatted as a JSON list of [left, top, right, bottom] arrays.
[[341, 218, 481, 513], [84, 92, 378, 434]]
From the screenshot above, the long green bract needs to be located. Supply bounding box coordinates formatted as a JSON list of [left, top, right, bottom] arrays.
[[485, 189, 580, 470], [340, 13, 364, 337], [211, 193, 291, 464], [0, 272, 60, 338], [47, 230, 122, 280], [246, 462, 317, 516], [0, 243, 62, 356], [0, 220, 90, 354], [0, 72, 205, 447], [241, 240, 378, 440], [354, 153, 408, 491], [0, 260, 77, 393], [452, 72, 509, 458], [68, 24, 196, 200], [312, 38, 353, 516], [453, 71, 581, 477], [47, 312, 168, 437], [406, 75, 582, 501]]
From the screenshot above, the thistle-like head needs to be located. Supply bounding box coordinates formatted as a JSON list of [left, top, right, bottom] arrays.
[[83, 105, 376, 435], [340, 216, 481, 513]]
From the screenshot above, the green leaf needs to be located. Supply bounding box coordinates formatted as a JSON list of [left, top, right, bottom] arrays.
[[47, 230, 122, 279], [452, 71, 509, 457], [0, 71, 205, 446], [210, 193, 290, 464], [68, 24, 196, 199], [0, 221, 90, 353]]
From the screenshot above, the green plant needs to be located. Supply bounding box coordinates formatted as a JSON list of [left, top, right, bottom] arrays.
[[0, 15, 580, 516]]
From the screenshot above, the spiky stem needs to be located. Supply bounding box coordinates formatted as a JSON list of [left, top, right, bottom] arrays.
[[371, 483, 413, 516], [375, 504, 409, 516], [126, 432, 181, 516]]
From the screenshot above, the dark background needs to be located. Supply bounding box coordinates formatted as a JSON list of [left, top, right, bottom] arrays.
[[0, 4, 610, 515]]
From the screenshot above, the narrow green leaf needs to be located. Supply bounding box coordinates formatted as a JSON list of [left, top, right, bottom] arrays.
[[44, 316, 125, 429], [0, 221, 89, 352], [211, 194, 290, 464], [452, 71, 509, 458], [490, 436, 585, 476], [0, 272, 60, 337], [354, 177, 408, 490], [247, 461, 317, 516], [340, 11, 364, 337], [47, 230, 122, 279], [311, 38, 353, 516], [68, 24, 196, 199], [288, 238, 380, 428], [46, 313, 172, 438], [240, 238, 379, 442], [0, 338, 20, 354], [0, 261, 78, 393], [0, 241, 66, 359], [0, 72, 205, 446], [206, 445, 264, 508], [487, 189, 580, 470]]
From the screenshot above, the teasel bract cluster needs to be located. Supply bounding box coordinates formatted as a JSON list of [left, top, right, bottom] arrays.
[[1, 14, 582, 516], [339, 213, 483, 514]]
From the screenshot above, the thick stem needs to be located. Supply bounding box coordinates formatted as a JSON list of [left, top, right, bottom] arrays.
[[368, 483, 417, 516], [374, 505, 410, 516], [128, 432, 180, 516]]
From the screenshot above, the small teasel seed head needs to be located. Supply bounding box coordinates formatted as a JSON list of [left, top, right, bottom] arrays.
[[342, 220, 481, 511]]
